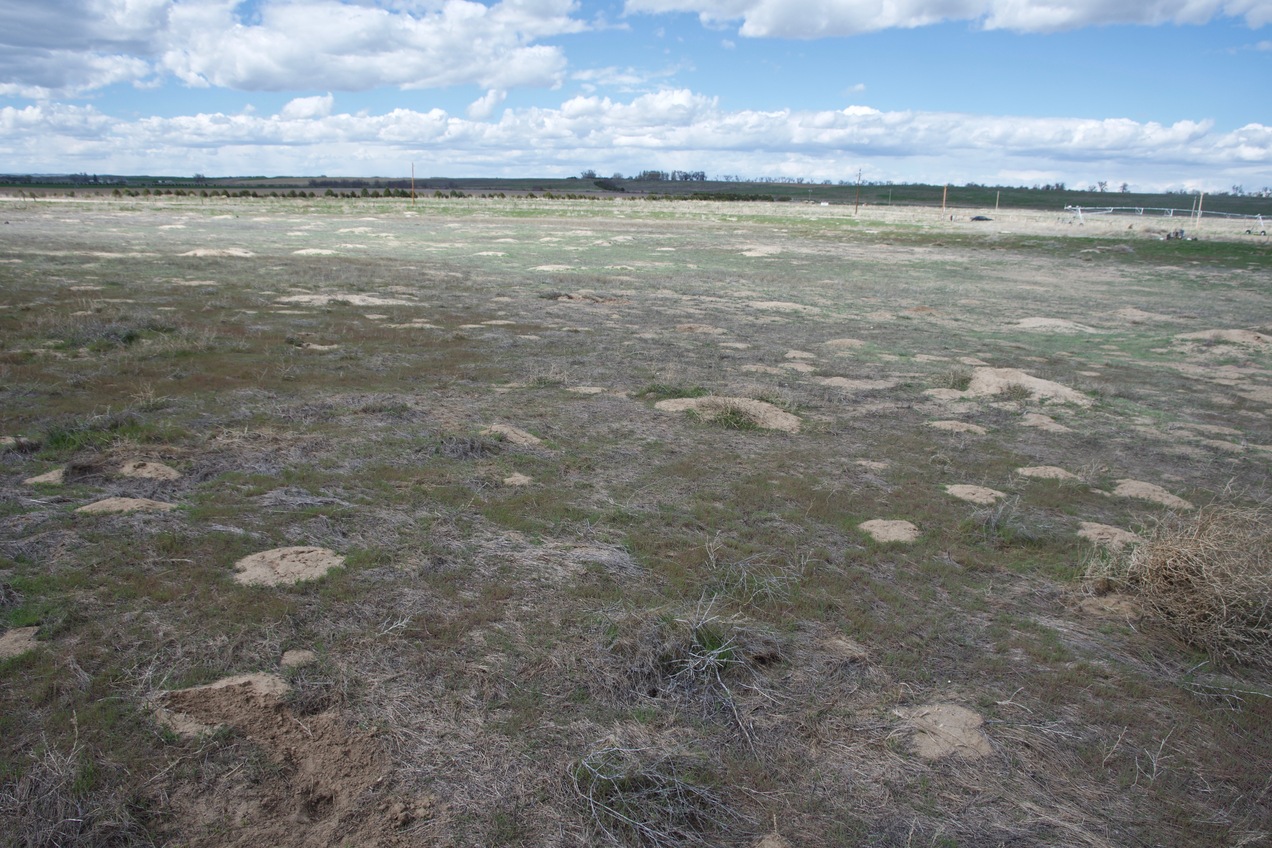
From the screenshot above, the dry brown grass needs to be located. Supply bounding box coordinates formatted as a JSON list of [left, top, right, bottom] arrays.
[[1086, 504, 1272, 669]]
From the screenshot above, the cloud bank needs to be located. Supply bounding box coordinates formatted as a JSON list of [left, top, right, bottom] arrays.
[[0, 0, 587, 96], [623, 0, 1272, 37], [3, 90, 1267, 191]]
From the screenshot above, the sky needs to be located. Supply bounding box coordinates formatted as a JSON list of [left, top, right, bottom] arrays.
[[0, 0, 1269, 191]]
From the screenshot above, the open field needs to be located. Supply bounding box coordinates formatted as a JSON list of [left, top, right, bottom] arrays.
[[1, 195, 1270, 847]]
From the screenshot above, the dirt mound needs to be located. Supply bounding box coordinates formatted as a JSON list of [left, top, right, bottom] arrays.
[[481, 424, 543, 446], [23, 468, 65, 485], [893, 704, 993, 760], [276, 293, 415, 307], [1016, 466, 1077, 480], [1021, 412, 1072, 432], [76, 497, 176, 514], [233, 547, 345, 586], [292, 248, 338, 256], [0, 626, 40, 659], [1112, 480, 1194, 510], [675, 323, 726, 334], [747, 301, 818, 313], [654, 396, 801, 433], [180, 248, 255, 258], [158, 673, 394, 848], [966, 368, 1091, 406], [859, 519, 919, 543], [118, 460, 180, 480], [822, 338, 865, 349], [818, 377, 898, 391], [1174, 329, 1271, 347], [1015, 317, 1104, 334], [927, 420, 987, 435], [945, 485, 1005, 505], [1111, 307, 1173, 323], [1078, 522, 1141, 549], [502, 473, 534, 486]]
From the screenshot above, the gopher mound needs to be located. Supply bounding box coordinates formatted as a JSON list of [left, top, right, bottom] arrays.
[[1112, 480, 1194, 510], [945, 484, 1006, 505], [481, 423, 543, 446], [0, 626, 40, 659], [893, 704, 993, 760], [966, 367, 1091, 406], [157, 673, 396, 847], [654, 396, 801, 433], [859, 519, 919, 543], [76, 497, 176, 515], [233, 547, 345, 586], [1078, 522, 1141, 550], [118, 460, 181, 480]]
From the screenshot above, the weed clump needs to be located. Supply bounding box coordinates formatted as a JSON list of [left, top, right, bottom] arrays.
[[636, 383, 709, 401], [1085, 504, 1272, 669], [570, 741, 740, 847], [0, 740, 152, 848]]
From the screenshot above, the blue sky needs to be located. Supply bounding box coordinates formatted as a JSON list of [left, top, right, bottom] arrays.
[[0, 0, 1269, 191]]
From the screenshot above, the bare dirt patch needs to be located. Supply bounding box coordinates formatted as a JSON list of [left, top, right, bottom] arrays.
[[232, 547, 345, 586], [859, 519, 920, 543], [276, 293, 416, 307], [23, 468, 65, 485], [0, 627, 40, 659], [892, 704, 993, 760], [179, 248, 255, 258], [965, 368, 1091, 406], [654, 396, 801, 433], [1112, 480, 1194, 510], [1174, 329, 1271, 347], [927, 420, 987, 435], [818, 377, 898, 391], [1078, 522, 1141, 550], [1021, 413, 1073, 433], [481, 424, 543, 446], [1015, 317, 1105, 334], [1016, 466, 1078, 480], [118, 460, 181, 480], [157, 673, 394, 848], [76, 497, 176, 515], [946, 484, 1006, 505]]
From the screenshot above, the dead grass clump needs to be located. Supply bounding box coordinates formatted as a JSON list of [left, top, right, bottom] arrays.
[[594, 599, 783, 727], [570, 741, 741, 847], [1085, 504, 1272, 669], [0, 738, 152, 848], [433, 434, 502, 459]]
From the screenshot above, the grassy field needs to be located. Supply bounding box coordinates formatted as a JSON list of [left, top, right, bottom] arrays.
[[1, 194, 1269, 847]]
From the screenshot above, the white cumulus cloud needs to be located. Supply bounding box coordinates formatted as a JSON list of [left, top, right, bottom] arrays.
[[622, 0, 1272, 37], [3, 90, 1268, 192], [0, 0, 587, 96]]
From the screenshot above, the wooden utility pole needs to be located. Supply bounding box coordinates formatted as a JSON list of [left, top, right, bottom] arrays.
[[411, 162, 416, 207], [853, 169, 862, 215], [942, 184, 948, 214]]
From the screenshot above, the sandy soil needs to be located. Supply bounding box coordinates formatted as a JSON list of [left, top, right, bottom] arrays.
[[76, 497, 176, 514], [893, 704, 993, 760], [859, 519, 920, 543], [654, 396, 801, 433], [946, 484, 1006, 505], [232, 547, 345, 586], [0, 627, 40, 659]]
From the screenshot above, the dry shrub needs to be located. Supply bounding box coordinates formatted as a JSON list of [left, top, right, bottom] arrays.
[[1086, 504, 1272, 669], [570, 741, 741, 847], [0, 738, 152, 848]]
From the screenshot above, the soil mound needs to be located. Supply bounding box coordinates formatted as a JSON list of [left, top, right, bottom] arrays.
[[180, 248, 254, 258], [1016, 466, 1077, 480], [893, 704, 993, 760], [1078, 522, 1141, 550], [818, 377, 898, 391], [482, 424, 543, 446], [927, 420, 987, 435], [945, 485, 1005, 505], [158, 674, 392, 847], [1021, 412, 1072, 432], [1016, 317, 1103, 334], [1174, 329, 1270, 347], [233, 547, 345, 586], [0, 626, 40, 659], [859, 519, 919, 543], [76, 497, 176, 514], [966, 368, 1091, 406], [118, 460, 180, 480], [654, 396, 801, 433], [1112, 480, 1194, 510], [23, 468, 65, 485]]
